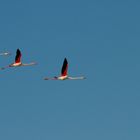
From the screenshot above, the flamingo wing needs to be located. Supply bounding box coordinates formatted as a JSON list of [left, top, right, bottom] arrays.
[[15, 49, 22, 63], [61, 58, 68, 76]]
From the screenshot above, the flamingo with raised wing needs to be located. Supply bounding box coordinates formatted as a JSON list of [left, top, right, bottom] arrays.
[[44, 58, 85, 80], [1, 49, 36, 69]]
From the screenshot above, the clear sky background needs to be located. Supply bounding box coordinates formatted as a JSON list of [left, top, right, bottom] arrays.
[[0, 0, 140, 140]]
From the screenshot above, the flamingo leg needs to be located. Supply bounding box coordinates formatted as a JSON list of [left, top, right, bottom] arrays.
[[68, 76, 86, 80], [22, 62, 37, 66]]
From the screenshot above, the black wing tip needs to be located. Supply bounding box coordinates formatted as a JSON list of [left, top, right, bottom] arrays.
[[64, 58, 68, 64], [17, 48, 21, 52], [16, 49, 21, 55]]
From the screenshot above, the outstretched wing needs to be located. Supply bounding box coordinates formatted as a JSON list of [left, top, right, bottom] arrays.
[[61, 58, 68, 76], [15, 49, 22, 63]]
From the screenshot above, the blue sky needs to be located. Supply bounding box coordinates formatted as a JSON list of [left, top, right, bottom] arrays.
[[0, 0, 140, 140]]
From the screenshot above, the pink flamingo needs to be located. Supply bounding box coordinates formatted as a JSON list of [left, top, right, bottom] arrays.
[[44, 58, 86, 80]]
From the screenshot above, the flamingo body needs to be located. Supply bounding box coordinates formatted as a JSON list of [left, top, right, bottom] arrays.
[[9, 62, 22, 67], [58, 75, 68, 80]]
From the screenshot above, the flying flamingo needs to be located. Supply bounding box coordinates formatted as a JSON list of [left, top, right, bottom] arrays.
[[44, 58, 86, 80], [0, 52, 11, 56], [1, 49, 36, 69]]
